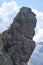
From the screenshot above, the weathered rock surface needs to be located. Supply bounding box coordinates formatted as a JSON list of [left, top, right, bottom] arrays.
[[1, 7, 37, 65], [0, 34, 13, 65], [0, 52, 13, 65], [0, 34, 3, 52]]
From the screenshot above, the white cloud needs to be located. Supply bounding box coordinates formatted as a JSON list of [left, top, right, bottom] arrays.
[[0, 1, 20, 33], [33, 29, 43, 43], [0, 1, 43, 43], [32, 9, 43, 43], [27, 61, 31, 65]]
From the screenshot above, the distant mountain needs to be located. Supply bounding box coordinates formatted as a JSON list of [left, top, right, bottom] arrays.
[[36, 42, 43, 53], [29, 42, 43, 65], [39, 46, 43, 53], [37, 42, 43, 45]]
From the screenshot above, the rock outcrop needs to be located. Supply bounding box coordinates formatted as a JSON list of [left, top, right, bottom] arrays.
[[0, 7, 37, 65]]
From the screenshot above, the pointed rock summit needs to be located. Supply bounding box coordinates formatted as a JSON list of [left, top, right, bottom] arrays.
[[0, 7, 37, 65]]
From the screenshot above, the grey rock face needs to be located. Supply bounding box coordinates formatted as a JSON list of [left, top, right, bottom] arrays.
[[1, 7, 37, 65], [0, 34, 3, 52], [0, 52, 13, 65]]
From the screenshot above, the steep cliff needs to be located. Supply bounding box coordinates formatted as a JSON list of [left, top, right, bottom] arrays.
[[0, 7, 37, 65]]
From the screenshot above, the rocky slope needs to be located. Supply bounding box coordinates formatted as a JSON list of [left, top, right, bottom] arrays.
[[0, 7, 37, 65]]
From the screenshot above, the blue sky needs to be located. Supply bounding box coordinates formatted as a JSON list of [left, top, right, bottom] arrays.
[[15, 0, 43, 12], [0, 0, 43, 42], [0, 0, 43, 12]]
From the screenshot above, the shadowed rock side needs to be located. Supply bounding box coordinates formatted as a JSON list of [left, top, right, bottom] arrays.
[[1, 7, 37, 65]]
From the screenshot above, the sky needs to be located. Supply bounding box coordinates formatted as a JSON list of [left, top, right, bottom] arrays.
[[0, 0, 43, 43], [0, 0, 43, 12]]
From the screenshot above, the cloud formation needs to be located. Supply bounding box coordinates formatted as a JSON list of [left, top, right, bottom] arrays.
[[0, 1, 20, 33], [32, 9, 43, 42]]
